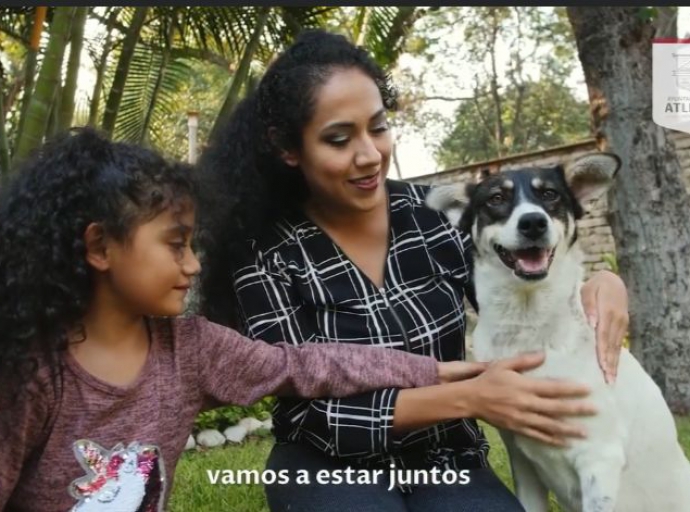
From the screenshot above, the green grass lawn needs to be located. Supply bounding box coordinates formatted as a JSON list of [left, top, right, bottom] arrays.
[[170, 433, 274, 512], [170, 417, 690, 511]]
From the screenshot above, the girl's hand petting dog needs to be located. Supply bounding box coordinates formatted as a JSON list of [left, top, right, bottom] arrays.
[[581, 270, 630, 384]]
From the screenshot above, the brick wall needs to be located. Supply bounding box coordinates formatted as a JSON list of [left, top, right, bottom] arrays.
[[408, 131, 690, 274]]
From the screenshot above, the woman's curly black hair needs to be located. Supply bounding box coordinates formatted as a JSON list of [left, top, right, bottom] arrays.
[[0, 127, 197, 402], [197, 29, 398, 327]]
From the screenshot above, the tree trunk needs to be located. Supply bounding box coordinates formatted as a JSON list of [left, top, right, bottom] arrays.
[[14, 7, 76, 162], [88, 8, 120, 126], [58, 6, 88, 132], [15, 6, 47, 155], [102, 6, 149, 137], [0, 79, 10, 183], [209, 7, 271, 142], [47, 82, 62, 138], [568, 7, 690, 413]]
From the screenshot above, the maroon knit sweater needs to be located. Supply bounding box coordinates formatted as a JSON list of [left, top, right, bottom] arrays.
[[0, 315, 438, 511]]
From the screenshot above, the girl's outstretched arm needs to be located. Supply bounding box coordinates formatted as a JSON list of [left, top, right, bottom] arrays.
[[178, 316, 440, 407]]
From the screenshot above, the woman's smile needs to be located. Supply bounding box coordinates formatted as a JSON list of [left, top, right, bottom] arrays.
[[348, 172, 381, 191]]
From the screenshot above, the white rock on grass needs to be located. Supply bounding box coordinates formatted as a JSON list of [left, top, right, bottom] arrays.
[[196, 429, 226, 448], [224, 425, 248, 443], [238, 417, 265, 433], [185, 434, 196, 451]]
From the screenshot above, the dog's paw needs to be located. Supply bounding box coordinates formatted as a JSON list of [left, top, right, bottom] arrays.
[[583, 475, 616, 512], [584, 496, 614, 512]]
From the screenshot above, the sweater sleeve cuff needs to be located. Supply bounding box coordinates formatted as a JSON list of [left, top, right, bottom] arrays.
[[417, 354, 440, 387], [393, 350, 439, 388]]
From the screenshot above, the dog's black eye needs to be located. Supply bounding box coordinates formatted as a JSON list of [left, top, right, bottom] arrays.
[[541, 189, 559, 202], [487, 193, 505, 206]]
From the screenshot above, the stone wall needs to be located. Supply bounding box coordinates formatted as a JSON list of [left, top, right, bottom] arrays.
[[408, 131, 690, 274]]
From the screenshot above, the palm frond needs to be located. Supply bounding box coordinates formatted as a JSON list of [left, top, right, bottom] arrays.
[[113, 45, 190, 146], [361, 7, 422, 70]]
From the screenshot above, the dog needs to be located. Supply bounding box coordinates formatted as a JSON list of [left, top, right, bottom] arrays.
[[426, 153, 690, 512]]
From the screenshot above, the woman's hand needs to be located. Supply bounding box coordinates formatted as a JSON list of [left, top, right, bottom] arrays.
[[466, 352, 597, 446], [581, 270, 629, 384], [438, 360, 489, 384]]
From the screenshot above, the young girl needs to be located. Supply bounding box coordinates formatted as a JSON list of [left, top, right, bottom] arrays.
[[0, 128, 477, 512]]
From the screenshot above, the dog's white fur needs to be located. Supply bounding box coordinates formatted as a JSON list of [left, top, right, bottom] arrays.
[[427, 154, 690, 512]]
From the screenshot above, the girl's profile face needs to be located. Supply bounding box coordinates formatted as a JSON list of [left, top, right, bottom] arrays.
[[281, 67, 392, 216], [103, 204, 200, 317]]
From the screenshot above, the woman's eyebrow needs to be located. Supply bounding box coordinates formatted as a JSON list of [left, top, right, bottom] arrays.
[[321, 121, 354, 132], [370, 108, 386, 121], [321, 109, 387, 132]]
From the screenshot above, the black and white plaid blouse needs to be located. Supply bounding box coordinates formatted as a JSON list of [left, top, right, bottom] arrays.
[[233, 179, 489, 478]]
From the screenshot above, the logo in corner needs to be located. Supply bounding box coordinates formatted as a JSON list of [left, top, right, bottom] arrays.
[[653, 38, 690, 134]]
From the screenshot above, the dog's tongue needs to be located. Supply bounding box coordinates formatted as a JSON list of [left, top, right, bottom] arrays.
[[513, 248, 549, 273]]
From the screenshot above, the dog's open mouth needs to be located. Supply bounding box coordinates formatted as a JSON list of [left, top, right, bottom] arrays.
[[493, 244, 555, 280]]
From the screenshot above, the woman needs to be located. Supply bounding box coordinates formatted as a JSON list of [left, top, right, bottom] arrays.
[[198, 30, 629, 512]]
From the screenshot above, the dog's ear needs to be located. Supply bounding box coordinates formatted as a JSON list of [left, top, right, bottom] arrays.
[[565, 152, 621, 204], [426, 184, 470, 228]]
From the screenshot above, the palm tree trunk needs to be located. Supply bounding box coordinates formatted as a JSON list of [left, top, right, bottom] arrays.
[[58, 6, 88, 132], [47, 83, 62, 138], [102, 6, 149, 137], [14, 7, 75, 162], [0, 85, 10, 182], [88, 8, 120, 126], [209, 7, 271, 142], [16, 6, 47, 153]]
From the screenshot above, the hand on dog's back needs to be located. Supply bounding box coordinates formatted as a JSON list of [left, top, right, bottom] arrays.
[[468, 352, 597, 446]]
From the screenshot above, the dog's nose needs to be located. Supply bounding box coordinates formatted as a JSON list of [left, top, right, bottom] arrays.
[[518, 213, 548, 240]]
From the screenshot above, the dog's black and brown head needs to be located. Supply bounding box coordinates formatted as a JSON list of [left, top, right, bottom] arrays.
[[426, 153, 621, 282]]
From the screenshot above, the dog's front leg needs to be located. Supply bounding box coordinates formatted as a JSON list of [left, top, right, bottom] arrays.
[[501, 431, 549, 512], [575, 447, 625, 512]]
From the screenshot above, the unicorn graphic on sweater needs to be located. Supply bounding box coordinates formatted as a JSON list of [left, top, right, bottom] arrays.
[[68, 440, 164, 512]]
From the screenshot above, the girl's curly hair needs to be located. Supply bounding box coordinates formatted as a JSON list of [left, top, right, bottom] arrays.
[[0, 127, 197, 402], [197, 29, 397, 327]]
